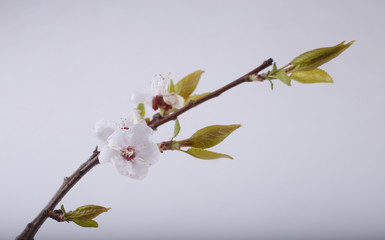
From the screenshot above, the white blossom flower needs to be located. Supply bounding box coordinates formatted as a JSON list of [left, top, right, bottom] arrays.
[[99, 122, 160, 180], [131, 74, 184, 111], [94, 109, 145, 149]]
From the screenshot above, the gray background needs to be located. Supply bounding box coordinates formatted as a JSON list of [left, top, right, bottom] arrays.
[[1, 0, 384, 239]]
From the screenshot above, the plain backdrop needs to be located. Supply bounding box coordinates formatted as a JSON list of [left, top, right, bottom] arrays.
[[1, 0, 384, 239]]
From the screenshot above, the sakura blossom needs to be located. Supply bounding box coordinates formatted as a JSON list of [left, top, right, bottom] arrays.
[[98, 122, 160, 180], [131, 74, 184, 111]]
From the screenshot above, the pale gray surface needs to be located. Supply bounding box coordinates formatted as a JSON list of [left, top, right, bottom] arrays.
[[1, 0, 384, 239]]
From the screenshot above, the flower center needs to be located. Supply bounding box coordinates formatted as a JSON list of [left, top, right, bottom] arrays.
[[152, 95, 172, 111], [120, 146, 136, 161]]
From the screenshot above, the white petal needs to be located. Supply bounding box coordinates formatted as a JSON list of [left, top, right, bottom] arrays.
[[107, 129, 130, 149], [112, 157, 134, 176], [135, 141, 160, 166], [164, 93, 185, 109], [113, 157, 149, 180], [130, 92, 152, 105], [129, 163, 149, 180], [126, 123, 154, 145], [94, 119, 117, 142], [99, 145, 121, 164]]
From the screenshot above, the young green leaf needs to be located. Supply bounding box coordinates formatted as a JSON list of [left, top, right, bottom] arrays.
[[291, 40, 354, 71], [64, 205, 111, 222], [172, 119, 181, 140], [184, 148, 233, 160], [72, 219, 99, 228], [276, 70, 291, 86], [168, 79, 175, 93], [60, 204, 66, 214], [186, 92, 210, 103], [177, 124, 241, 149], [175, 70, 204, 99], [137, 103, 145, 118], [290, 68, 333, 83]]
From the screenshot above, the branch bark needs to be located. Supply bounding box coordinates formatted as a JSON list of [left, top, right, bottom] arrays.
[[15, 58, 273, 240]]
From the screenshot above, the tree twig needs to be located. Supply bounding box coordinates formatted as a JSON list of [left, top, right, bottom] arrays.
[[15, 58, 273, 240]]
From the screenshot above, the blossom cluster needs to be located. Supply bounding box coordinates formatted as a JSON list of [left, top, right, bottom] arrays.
[[94, 75, 184, 180]]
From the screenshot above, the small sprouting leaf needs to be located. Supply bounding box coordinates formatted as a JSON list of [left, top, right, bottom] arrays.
[[169, 79, 175, 93], [177, 124, 241, 149], [186, 92, 210, 103], [137, 103, 145, 118], [172, 119, 181, 140], [276, 70, 291, 86], [61, 204, 66, 214], [272, 62, 278, 72], [175, 70, 204, 99], [268, 79, 274, 90], [290, 68, 333, 83], [291, 40, 354, 71], [184, 148, 234, 160], [64, 205, 111, 222], [72, 219, 98, 228]]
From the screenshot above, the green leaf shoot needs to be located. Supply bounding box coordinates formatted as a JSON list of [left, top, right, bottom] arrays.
[[276, 70, 291, 86], [64, 205, 111, 222], [172, 119, 181, 140], [183, 147, 234, 160], [177, 124, 241, 149], [168, 79, 175, 93], [72, 219, 99, 228], [175, 70, 204, 99], [290, 68, 333, 83], [291, 40, 354, 71], [137, 103, 145, 118]]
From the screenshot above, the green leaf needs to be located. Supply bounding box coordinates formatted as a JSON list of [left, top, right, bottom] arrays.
[[175, 70, 204, 99], [184, 148, 233, 160], [290, 68, 333, 83], [168, 79, 175, 93], [291, 40, 354, 71], [172, 119, 181, 140], [72, 219, 98, 228], [65, 205, 111, 222], [137, 103, 145, 118], [272, 62, 278, 72], [177, 124, 241, 149], [61, 204, 66, 214], [186, 92, 210, 103], [276, 70, 291, 86]]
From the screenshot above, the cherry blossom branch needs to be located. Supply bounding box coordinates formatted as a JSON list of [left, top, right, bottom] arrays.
[[148, 58, 273, 129], [16, 58, 273, 240]]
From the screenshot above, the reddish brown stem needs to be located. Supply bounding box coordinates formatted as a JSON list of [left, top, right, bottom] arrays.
[[16, 58, 272, 240]]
